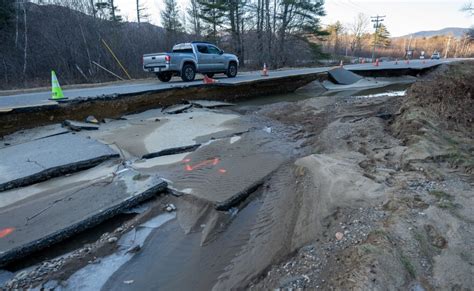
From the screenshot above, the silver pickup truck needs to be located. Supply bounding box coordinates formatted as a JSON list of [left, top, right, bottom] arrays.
[[143, 42, 239, 82]]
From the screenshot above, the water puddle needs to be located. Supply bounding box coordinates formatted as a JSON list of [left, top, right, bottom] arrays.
[[352, 90, 406, 99], [62, 213, 176, 290]]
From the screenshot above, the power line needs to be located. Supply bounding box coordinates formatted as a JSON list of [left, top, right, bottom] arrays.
[[345, 0, 377, 15], [371, 15, 386, 61]]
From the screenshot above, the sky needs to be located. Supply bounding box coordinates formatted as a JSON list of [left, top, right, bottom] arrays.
[[115, 0, 473, 37]]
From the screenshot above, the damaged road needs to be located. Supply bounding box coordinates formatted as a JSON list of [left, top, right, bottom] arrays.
[[0, 133, 118, 192], [1, 61, 473, 291]]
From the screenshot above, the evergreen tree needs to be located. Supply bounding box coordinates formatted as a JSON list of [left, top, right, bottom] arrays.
[[374, 23, 391, 47], [277, 0, 326, 66], [161, 0, 183, 33], [198, 0, 226, 43], [95, 1, 122, 22], [326, 21, 344, 54]]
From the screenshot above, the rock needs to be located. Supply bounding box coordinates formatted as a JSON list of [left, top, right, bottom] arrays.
[[335, 232, 344, 240], [165, 203, 177, 212], [424, 224, 447, 248], [85, 115, 99, 124], [63, 120, 99, 131], [108, 237, 118, 244], [126, 245, 141, 254]]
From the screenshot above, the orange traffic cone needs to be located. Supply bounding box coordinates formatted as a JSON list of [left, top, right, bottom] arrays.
[[374, 58, 379, 67], [261, 63, 269, 76], [203, 75, 218, 84]]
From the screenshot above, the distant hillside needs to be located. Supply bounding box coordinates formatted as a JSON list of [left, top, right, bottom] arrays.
[[399, 27, 469, 38]]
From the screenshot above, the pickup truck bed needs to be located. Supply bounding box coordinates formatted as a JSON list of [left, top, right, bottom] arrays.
[[143, 42, 239, 82]]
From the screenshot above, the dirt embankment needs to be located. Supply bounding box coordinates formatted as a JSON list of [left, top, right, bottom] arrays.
[[250, 62, 474, 290]]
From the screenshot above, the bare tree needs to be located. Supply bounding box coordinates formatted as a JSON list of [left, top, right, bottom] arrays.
[[348, 13, 368, 56], [187, 0, 202, 36], [461, 1, 473, 15], [226, 0, 246, 64], [22, 1, 27, 78], [136, 0, 149, 24]]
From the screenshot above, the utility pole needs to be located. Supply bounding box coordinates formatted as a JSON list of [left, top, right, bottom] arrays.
[[136, 0, 140, 25], [371, 15, 385, 61], [444, 36, 452, 59]]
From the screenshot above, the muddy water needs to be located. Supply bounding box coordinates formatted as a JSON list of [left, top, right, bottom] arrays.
[[103, 196, 263, 291], [236, 82, 411, 106]]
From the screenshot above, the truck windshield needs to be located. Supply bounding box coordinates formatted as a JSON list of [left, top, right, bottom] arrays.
[[172, 48, 193, 53]]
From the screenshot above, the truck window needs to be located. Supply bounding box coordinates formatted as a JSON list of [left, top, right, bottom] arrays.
[[173, 48, 193, 53], [197, 45, 208, 54], [207, 45, 221, 54]]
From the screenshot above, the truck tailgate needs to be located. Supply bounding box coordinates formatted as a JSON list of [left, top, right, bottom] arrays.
[[143, 53, 168, 68]]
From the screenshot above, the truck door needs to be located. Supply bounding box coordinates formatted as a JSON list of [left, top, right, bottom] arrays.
[[207, 45, 226, 71], [196, 45, 212, 72]]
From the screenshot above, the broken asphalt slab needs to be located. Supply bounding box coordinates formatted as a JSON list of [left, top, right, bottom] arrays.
[[162, 104, 192, 114], [0, 124, 69, 149], [92, 110, 248, 159], [328, 67, 363, 85], [133, 131, 289, 210], [63, 120, 100, 131], [188, 100, 234, 108], [0, 133, 118, 192], [0, 168, 167, 266]]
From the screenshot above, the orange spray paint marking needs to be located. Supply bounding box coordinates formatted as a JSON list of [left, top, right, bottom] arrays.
[[218, 168, 227, 174], [0, 227, 15, 238], [182, 158, 191, 163], [184, 158, 220, 172]]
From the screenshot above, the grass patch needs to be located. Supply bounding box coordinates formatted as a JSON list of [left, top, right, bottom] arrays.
[[437, 200, 456, 209], [429, 190, 453, 201], [358, 244, 380, 255], [400, 253, 416, 278]]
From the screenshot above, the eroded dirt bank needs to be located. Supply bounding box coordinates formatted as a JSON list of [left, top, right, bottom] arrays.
[[250, 61, 474, 290]]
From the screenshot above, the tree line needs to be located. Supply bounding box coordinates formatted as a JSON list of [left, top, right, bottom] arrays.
[[0, 0, 327, 89], [323, 13, 473, 61], [0, 0, 472, 90]]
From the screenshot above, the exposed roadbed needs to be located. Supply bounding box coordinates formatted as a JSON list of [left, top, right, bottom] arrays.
[[0, 61, 472, 290]]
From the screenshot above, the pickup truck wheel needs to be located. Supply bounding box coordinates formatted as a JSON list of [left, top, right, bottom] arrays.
[[156, 72, 172, 82], [206, 73, 215, 78], [181, 64, 196, 82], [226, 62, 238, 78]]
